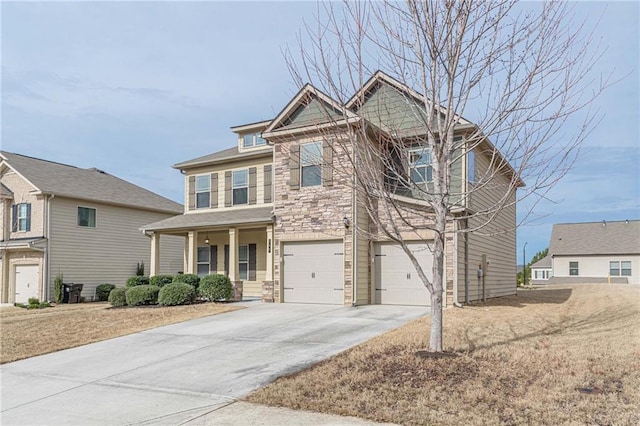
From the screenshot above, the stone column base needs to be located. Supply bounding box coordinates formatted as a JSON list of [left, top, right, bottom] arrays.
[[232, 281, 243, 302], [262, 280, 274, 303]]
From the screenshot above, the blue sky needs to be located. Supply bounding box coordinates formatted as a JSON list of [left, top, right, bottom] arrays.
[[2, 1, 638, 264]]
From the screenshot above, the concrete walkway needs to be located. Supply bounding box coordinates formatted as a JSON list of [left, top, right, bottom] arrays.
[[1, 301, 425, 425]]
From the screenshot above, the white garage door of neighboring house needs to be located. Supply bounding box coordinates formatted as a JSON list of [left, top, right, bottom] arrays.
[[374, 242, 432, 306], [282, 241, 344, 304], [15, 264, 40, 304]]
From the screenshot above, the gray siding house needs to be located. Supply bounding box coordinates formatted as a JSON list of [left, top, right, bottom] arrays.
[[0, 152, 184, 304], [546, 220, 640, 285], [143, 71, 522, 306]]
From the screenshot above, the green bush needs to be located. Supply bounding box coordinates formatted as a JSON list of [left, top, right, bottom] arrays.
[[150, 275, 174, 287], [136, 261, 145, 276], [96, 284, 116, 301], [198, 274, 233, 301], [158, 282, 196, 306], [54, 273, 64, 304], [28, 297, 40, 306], [125, 285, 160, 306], [126, 276, 150, 287], [172, 273, 200, 289], [108, 287, 127, 307]]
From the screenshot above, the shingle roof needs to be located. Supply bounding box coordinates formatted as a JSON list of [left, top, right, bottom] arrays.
[[1, 151, 182, 214], [141, 206, 274, 232], [530, 255, 552, 269], [0, 183, 13, 198], [173, 146, 272, 170], [548, 220, 640, 256]]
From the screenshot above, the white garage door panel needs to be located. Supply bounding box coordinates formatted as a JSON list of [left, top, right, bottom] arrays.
[[375, 243, 432, 306], [283, 241, 344, 304], [15, 264, 40, 304]]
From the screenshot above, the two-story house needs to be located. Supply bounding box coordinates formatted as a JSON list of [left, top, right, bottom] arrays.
[[0, 152, 184, 304], [143, 71, 521, 306]]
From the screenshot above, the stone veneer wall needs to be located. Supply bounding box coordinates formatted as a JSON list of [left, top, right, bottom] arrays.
[[271, 136, 355, 305]]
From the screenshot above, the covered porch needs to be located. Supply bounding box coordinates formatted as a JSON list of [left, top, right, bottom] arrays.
[[141, 207, 275, 299]]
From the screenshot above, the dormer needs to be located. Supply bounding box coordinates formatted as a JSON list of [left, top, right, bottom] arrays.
[[231, 120, 273, 153]]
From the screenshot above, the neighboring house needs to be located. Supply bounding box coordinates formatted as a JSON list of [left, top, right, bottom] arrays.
[[545, 220, 640, 285], [0, 152, 184, 304], [530, 255, 552, 284], [143, 71, 521, 306]]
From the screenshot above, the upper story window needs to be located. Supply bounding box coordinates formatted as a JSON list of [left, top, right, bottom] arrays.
[[243, 132, 267, 148], [196, 175, 210, 209], [233, 170, 248, 205], [301, 142, 322, 187], [12, 203, 31, 232], [78, 207, 96, 227], [467, 150, 476, 185], [409, 147, 432, 185], [569, 261, 579, 276]]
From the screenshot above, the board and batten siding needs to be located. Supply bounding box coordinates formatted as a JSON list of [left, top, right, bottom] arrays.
[[48, 197, 183, 300], [183, 156, 273, 213], [458, 146, 517, 302]]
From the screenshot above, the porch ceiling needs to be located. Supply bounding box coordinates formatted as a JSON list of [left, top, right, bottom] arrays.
[[140, 206, 274, 233]]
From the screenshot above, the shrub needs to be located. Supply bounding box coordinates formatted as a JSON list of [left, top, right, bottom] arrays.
[[136, 261, 145, 276], [150, 275, 174, 287], [108, 287, 127, 307], [125, 285, 160, 306], [158, 282, 196, 306], [96, 284, 116, 301], [54, 273, 64, 304], [28, 297, 40, 307], [198, 274, 233, 301], [126, 276, 150, 287], [172, 273, 200, 289]]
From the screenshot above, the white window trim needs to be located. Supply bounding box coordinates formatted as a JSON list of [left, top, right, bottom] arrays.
[[242, 133, 267, 148], [233, 169, 249, 205], [569, 261, 579, 276], [197, 246, 210, 277], [300, 141, 322, 187], [238, 244, 249, 281], [77, 206, 97, 228], [408, 146, 433, 185], [17, 203, 28, 232], [195, 174, 211, 209]]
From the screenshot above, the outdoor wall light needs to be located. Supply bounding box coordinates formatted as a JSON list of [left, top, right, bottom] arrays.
[[204, 234, 210, 245], [343, 216, 351, 229]]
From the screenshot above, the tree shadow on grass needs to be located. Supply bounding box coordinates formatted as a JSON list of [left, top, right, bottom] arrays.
[[465, 287, 573, 309]]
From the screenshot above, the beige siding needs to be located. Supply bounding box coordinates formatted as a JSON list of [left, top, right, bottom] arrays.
[[48, 197, 183, 300], [458, 147, 517, 302], [183, 156, 273, 213], [552, 255, 640, 284], [355, 194, 370, 305], [3, 251, 44, 303], [1, 170, 46, 239]]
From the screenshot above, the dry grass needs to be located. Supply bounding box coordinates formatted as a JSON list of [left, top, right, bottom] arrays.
[[0, 302, 242, 364], [248, 285, 640, 425]]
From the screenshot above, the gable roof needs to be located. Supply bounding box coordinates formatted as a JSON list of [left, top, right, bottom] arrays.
[[1, 151, 182, 214], [173, 145, 272, 170], [549, 220, 640, 256], [530, 255, 552, 269]]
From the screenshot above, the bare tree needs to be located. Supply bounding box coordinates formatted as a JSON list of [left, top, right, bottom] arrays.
[[282, 0, 609, 352]]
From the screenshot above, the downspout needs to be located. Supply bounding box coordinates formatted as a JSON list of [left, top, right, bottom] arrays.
[[464, 218, 469, 304], [45, 194, 54, 302], [351, 133, 357, 307]]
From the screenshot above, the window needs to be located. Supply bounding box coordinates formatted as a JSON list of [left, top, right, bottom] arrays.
[[197, 247, 210, 277], [610, 261, 632, 277], [233, 170, 248, 205], [77, 207, 96, 227], [243, 133, 266, 148], [301, 142, 322, 187], [16, 203, 30, 232], [409, 147, 432, 185], [569, 261, 579, 276], [196, 175, 210, 209], [238, 245, 249, 280], [468, 151, 476, 184]]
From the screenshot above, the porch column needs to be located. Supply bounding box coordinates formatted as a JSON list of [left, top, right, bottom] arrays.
[[265, 224, 274, 281], [187, 231, 197, 274], [149, 233, 160, 277], [228, 227, 238, 281]]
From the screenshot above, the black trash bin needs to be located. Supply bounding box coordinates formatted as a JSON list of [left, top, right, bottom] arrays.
[[63, 283, 84, 303]]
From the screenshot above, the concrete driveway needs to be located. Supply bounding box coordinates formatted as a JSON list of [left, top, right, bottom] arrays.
[[1, 301, 426, 425]]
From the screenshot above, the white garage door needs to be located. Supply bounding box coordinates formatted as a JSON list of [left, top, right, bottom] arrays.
[[283, 240, 344, 304], [374, 242, 432, 306], [15, 264, 40, 304]]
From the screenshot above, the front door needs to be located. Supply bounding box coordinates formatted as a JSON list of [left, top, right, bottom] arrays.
[[15, 264, 40, 304]]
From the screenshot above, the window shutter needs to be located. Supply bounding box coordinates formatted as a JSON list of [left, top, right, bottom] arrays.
[[224, 171, 232, 207], [25, 203, 31, 232], [322, 141, 333, 186], [11, 204, 17, 232], [188, 176, 196, 210], [263, 165, 272, 203], [224, 244, 229, 276], [288, 144, 300, 189], [248, 167, 257, 205], [210, 173, 218, 208], [210, 245, 218, 274], [248, 244, 257, 281]]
